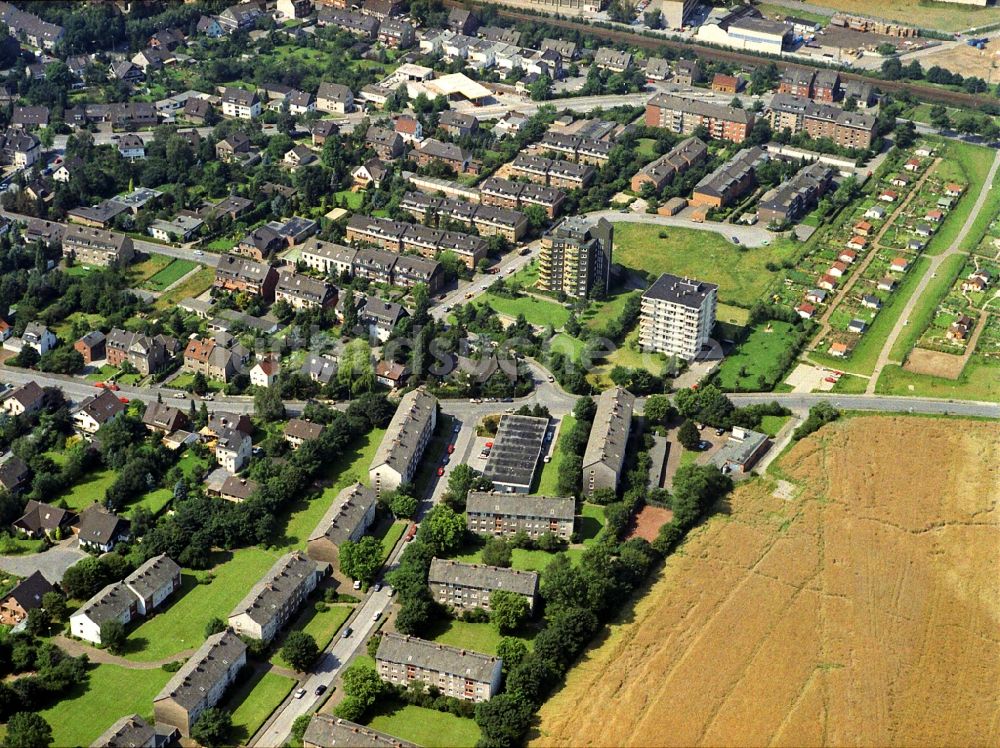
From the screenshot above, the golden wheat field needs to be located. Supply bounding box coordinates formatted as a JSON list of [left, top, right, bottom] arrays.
[[532, 416, 1000, 747]]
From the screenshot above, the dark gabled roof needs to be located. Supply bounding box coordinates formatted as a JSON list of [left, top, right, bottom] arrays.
[[77, 504, 130, 546], [2, 570, 53, 612], [14, 500, 72, 534], [125, 554, 180, 601], [0, 455, 29, 491], [377, 633, 500, 682], [429, 558, 538, 597], [154, 629, 247, 710], [284, 418, 323, 441], [308, 483, 377, 546]]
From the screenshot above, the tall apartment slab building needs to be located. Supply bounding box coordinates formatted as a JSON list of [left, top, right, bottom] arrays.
[[639, 273, 718, 360], [768, 93, 877, 150], [539, 216, 612, 299]]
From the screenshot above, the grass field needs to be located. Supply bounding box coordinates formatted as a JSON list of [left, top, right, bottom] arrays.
[[716, 302, 751, 326], [153, 267, 215, 311], [875, 360, 1000, 401], [582, 288, 640, 331], [715, 321, 798, 391], [889, 254, 966, 361], [228, 670, 297, 745], [129, 487, 173, 517], [424, 619, 532, 656], [535, 414, 575, 496], [580, 503, 606, 545], [756, 2, 829, 25], [534, 416, 1000, 747], [367, 702, 481, 747], [612, 224, 799, 307], [479, 293, 571, 329], [39, 664, 170, 748], [378, 519, 407, 562], [130, 253, 173, 282], [142, 259, 198, 292], [925, 142, 995, 256], [334, 189, 364, 210], [758, 415, 791, 437], [549, 333, 586, 362], [56, 467, 117, 511], [125, 548, 280, 661], [280, 428, 385, 548]]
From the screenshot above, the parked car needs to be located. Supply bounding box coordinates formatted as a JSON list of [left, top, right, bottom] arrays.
[[352, 579, 362, 590], [447, 444, 455, 454], [715, 428, 726, 436], [314, 685, 327, 696], [174, 392, 186, 399], [437, 466, 445, 476], [373, 611, 382, 621], [294, 688, 307, 699], [342, 627, 353, 638], [374, 583, 382, 592]]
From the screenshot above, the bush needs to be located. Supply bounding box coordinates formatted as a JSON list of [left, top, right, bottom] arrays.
[[793, 403, 840, 440]]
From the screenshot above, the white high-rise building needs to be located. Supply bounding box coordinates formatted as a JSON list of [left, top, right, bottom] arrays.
[[639, 274, 718, 360]]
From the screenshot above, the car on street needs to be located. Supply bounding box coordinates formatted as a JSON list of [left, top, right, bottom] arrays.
[[374, 583, 382, 592], [453, 423, 461, 433], [203, 393, 214, 401], [441, 456, 449, 465], [342, 627, 353, 638], [437, 466, 445, 476], [373, 611, 382, 621], [193, 249, 203, 256], [314, 685, 327, 696], [294, 688, 307, 699], [732, 236, 740, 244], [174, 392, 186, 399], [547, 376, 555, 383], [447, 444, 455, 454]]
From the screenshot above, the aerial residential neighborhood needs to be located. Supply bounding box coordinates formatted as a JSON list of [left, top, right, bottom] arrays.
[[0, 0, 994, 747]]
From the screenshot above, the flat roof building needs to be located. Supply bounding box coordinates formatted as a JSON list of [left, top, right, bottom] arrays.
[[482, 414, 549, 493], [640, 273, 718, 361]]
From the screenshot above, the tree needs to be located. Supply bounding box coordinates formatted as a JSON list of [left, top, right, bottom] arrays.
[[443, 464, 491, 509], [336, 662, 384, 720], [5, 712, 53, 748], [340, 535, 383, 585], [475, 693, 533, 747], [644, 394, 672, 426], [929, 104, 951, 131], [205, 617, 226, 637], [281, 631, 320, 672], [481, 536, 512, 567], [100, 619, 127, 655], [893, 119, 917, 148], [41, 592, 67, 622], [491, 590, 530, 633], [387, 490, 418, 519], [190, 708, 231, 747], [25, 608, 52, 637], [419, 504, 466, 555], [677, 420, 700, 450], [191, 371, 208, 395], [496, 637, 528, 673], [254, 385, 285, 421]]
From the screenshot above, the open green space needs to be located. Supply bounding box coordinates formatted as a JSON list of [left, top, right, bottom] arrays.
[[580, 503, 606, 545], [582, 287, 639, 331], [876, 359, 1000, 401], [636, 138, 658, 160], [534, 414, 575, 496], [124, 547, 280, 661], [612, 223, 800, 307], [715, 321, 799, 391], [756, 2, 829, 25], [56, 468, 117, 511], [334, 189, 364, 210], [153, 267, 215, 311], [129, 487, 173, 517], [85, 364, 121, 382], [758, 414, 791, 437], [366, 703, 481, 747], [228, 670, 297, 745], [142, 259, 198, 292], [280, 428, 385, 548], [478, 293, 570, 329], [378, 519, 408, 563], [53, 312, 105, 340], [549, 333, 586, 362], [131, 253, 173, 282], [425, 619, 535, 656], [39, 664, 170, 748], [716, 302, 751, 326]]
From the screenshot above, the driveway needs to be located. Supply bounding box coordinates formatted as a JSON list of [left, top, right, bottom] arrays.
[[0, 537, 86, 583], [585, 209, 776, 248]]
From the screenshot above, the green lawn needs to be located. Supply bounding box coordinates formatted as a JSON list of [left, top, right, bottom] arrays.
[[715, 321, 799, 391], [334, 189, 364, 210], [535, 414, 575, 496], [758, 414, 790, 437], [169, 371, 226, 393], [124, 548, 280, 661], [228, 670, 297, 745], [549, 333, 586, 362], [478, 293, 570, 328], [142, 259, 199, 292], [274, 604, 354, 669], [716, 302, 751, 326], [279, 428, 385, 548], [511, 547, 582, 571], [925, 140, 996, 256], [889, 254, 966, 361], [153, 267, 215, 311], [636, 138, 658, 159], [426, 620, 507, 656], [176, 451, 210, 481], [612, 223, 800, 307], [875, 359, 1000, 401], [56, 468, 117, 511], [580, 503, 606, 545], [84, 364, 121, 382], [130, 253, 173, 282], [830, 373, 869, 393], [582, 288, 640, 331], [378, 519, 407, 563], [129, 487, 173, 517], [39, 664, 171, 748], [366, 703, 481, 748]]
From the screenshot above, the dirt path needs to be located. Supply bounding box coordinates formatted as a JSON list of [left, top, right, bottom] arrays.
[[53, 635, 194, 669], [810, 159, 941, 350], [866, 149, 1000, 394]]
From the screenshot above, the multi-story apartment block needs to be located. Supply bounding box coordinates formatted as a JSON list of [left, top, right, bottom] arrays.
[[509, 154, 595, 190], [398, 192, 528, 242], [228, 551, 321, 643], [779, 66, 815, 97], [300, 238, 357, 276], [479, 177, 566, 218], [215, 426, 252, 473], [757, 161, 835, 225], [538, 216, 613, 299], [214, 254, 278, 300], [645, 93, 753, 144], [275, 270, 337, 311], [62, 224, 134, 267], [307, 483, 378, 570], [304, 715, 418, 748], [106, 328, 169, 376], [639, 273, 718, 360], [154, 630, 247, 736], [376, 633, 502, 702], [466, 492, 575, 540], [535, 132, 613, 166], [767, 93, 876, 150], [347, 214, 486, 270], [690, 146, 767, 208], [812, 70, 841, 102], [369, 387, 437, 494], [630, 136, 707, 193], [428, 558, 539, 614], [582, 386, 635, 498], [220, 86, 261, 119]]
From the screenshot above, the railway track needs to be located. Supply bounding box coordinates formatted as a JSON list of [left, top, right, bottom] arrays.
[[448, 1, 995, 110]]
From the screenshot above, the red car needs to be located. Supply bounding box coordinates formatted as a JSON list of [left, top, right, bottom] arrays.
[[118, 396, 129, 403], [485, 441, 493, 448], [109, 383, 120, 391], [95, 381, 106, 389], [447, 444, 455, 454], [437, 467, 445, 476]]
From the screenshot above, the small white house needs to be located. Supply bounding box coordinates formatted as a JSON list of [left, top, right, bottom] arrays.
[[250, 358, 279, 388], [70, 582, 137, 644], [216, 427, 252, 473]]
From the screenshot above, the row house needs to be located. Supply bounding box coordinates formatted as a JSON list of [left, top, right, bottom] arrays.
[[757, 161, 835, 225], [228, 551, 322, 643], [299, 238, 357, 276], [691, 146, 768, 209], [368, 387, 437, 494], [378, 18, 415, 48], [400, 191, 528, 241], [581, 386, 635, 498], [106, 328, 171, 376], [535, 131, 612, 166], [365, 125, 405, 160], [479, 177, 566, 218], [316, 8, 380, 38], [509, 154, 596, 190], [306, 483, 378, 573], [275, 270, 337, 311], [414, 138, 474, 174], [346, 214, 484, 271], [183, 336, 249, 384], [214, 254, 279, 300]]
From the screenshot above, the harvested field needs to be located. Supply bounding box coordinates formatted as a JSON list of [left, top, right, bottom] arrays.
[[627, 504, 673, 542], [533, 416, 1000, 748], [913, 38, 1000, 79], [903, 346, 966, 379], [802, 0, 1000, 32]]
